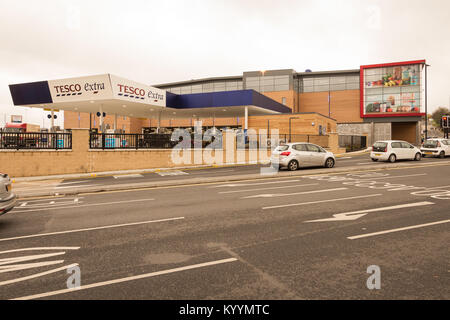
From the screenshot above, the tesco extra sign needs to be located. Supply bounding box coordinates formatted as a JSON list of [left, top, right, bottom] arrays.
[[117, 84, 146, 97], [116, 84, 164, 100]]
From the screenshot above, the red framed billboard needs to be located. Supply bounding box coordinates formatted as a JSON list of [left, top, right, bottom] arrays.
[[360, 60, 426, 118]]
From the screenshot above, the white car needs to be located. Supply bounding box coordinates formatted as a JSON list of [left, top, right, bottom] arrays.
[[0, 173, 16, 216], [270, 143, 336, 171], [421, 138, 450, 158], [370, 140, 422, 163]]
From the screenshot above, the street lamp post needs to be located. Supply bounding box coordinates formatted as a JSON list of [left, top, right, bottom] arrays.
[[289, 117, 299, 143], [424, 63, 430, 140]]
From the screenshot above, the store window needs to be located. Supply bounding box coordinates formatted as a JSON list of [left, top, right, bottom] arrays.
[[362, 63, 423, 116]]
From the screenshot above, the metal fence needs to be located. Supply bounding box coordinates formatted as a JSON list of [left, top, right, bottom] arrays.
[[0, 132, 72, 150], [244, 134, 329, 149], [89, 133, 328, 150], [89, 133, 182, 150], [339, 135, 367, 152]]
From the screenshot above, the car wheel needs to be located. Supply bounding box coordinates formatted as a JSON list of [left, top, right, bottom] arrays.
[[371, 158, 378, 162], [288, 160, 299, 171], [388, 154, 396, 163], [439, 151, 445, 159], [414, 152, 421, 161], [324, 158, 335, 168]]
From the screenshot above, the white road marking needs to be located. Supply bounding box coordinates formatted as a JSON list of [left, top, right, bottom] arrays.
[[0, 217, 184, 242], [58, 181, 91, 186], [242, 188, 348, 199], [348, 219, 450, 240], [16, 201, 84, 210], [305, 201, 434, 222], [211, 179, 301, 188], [0, 264, 78, 287], [0, 247, 80, 286], [157, 170, 188, 176], [12, 258, 238, 300], [262, 194, 382, 210], [0, 252, 66, 266], [367, 173, 427, 180], [113, 174, 143, 179], [0, 247, 80, 255], [0, 260, 65, 274], [53, 185, 95, 189], [219, 183, 319, 194], [11, 198, 155, 214], [20, 202, 27, 207]]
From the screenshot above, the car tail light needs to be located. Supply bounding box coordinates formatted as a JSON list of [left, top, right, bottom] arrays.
[[384, 147, 387, 152], [280, 152, 291, 156], [437, 142, 441, 147]]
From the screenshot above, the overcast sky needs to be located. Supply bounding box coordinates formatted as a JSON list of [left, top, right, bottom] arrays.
[[1, 0, 449, 127]]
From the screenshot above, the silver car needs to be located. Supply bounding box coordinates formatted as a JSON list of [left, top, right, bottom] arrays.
[[0, 173, 16, 216], [270, 143, 336, 171]]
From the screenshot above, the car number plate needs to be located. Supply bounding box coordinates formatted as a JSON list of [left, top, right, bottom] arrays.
[[424, 152, 433, 155], [375, 153, 381, 156]]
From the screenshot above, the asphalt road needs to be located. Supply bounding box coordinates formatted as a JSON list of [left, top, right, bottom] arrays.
[[12, 153, 450, 197], [0, 160, 449, 300]]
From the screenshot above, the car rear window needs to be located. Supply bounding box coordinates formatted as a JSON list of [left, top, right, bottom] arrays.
[[373, 142, 387, 148], [275, 145, 289, 152], [423, 140, 439, 148]]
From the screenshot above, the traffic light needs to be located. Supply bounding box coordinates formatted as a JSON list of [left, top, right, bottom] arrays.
[[442, 115, 449, 128]]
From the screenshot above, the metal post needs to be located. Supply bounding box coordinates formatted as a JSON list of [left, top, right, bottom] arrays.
[[51, 109, 55, 130], [425, 64, 428, 140], [328, 90, 331, 118], [99, 104, 104, 133]]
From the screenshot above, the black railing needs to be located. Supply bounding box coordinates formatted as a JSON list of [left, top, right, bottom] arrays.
[[0, 132, 72, 150], [89, 133, 180, 150], [243, 134, 329, 149], [89, 133, 329, 150]]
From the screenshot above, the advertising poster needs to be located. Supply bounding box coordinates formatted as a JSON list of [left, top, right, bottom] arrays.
[[361, 62, 425, 117]]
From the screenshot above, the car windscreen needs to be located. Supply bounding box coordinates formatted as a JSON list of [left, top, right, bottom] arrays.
[[423, 140, 439, 148], [275, 145, 289, 152]]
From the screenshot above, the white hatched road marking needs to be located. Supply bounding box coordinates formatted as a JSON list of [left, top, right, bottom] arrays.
[[11, 198, 155, 214], [0, 247, 80, 287], [12, 258, 238, 300]]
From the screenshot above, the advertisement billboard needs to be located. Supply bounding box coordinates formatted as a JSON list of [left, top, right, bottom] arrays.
[[360, 60, 426, 118]]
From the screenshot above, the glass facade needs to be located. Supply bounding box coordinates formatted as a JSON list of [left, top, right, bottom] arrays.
[[165, 80, 243, 94], [300, 75, 360, 93], [244, 75, 290, 92], [362, 63, 423, 115]]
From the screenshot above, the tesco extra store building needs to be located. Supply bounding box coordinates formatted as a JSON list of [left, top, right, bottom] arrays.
[[9, 59, 427, 147]]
